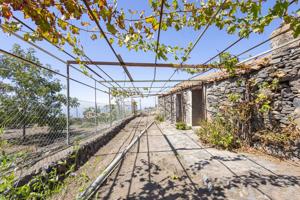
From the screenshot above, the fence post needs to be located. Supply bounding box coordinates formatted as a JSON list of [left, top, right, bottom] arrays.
[[140, 98, 142, 112], [123, 98, 126, 118], [66, 63, 70, 145], [94, 80, 98, 133], [109, 88, 112, 126]]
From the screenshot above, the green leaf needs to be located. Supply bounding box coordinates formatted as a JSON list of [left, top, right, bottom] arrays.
[[106, 23, 117, 34], [227, 25, 236, 34], [172, 0, 178, 9]]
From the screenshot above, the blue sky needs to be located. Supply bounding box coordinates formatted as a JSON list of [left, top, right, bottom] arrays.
[[1, 0, 299, 108]]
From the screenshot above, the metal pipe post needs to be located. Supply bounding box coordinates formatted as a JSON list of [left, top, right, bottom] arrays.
[[66, 64, 70, 145], [108, 88, 112, 126], [94, 80, 98, 133], [139, 98, 142, 112]]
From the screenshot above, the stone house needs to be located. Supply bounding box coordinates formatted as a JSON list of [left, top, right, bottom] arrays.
[[158, 26, 300, 130]]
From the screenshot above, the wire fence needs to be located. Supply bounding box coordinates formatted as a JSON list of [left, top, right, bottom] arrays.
[[0, 50, 136, 178], [68, 99, 133, 144]]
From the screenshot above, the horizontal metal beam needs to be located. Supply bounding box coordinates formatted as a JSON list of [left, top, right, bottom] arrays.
[[131, 94, 161, 97], [67, 60, 212, 69], [108, 86, 172, 88], [98, 80, 201, 83]]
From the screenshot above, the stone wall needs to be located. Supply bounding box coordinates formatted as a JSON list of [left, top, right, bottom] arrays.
[[159, 91, 192, 126], [205, 33, 300, 158], [158, 94, 173, 121], [206, 39, 300, 130]]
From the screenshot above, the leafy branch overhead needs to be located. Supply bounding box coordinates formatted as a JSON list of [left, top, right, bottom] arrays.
[[0, 0, 299, 64], [111, 88, 139, 98], [182, 52, 239, 75]]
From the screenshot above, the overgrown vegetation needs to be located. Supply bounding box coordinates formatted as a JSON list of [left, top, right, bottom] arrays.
[[197, 117, 240, 150], [196, 77, 299, 152], [175, 122, 191, 130], [0, 142, 79, 199], [253, 122, 300, 148]]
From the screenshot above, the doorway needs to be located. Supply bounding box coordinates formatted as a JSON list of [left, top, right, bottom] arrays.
[[176, 93, 183, 122], [192, 89, 205, 126]]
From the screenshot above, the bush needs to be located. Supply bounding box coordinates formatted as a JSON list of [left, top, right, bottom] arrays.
[[253, 123, 300, 148], [155, 114, 165, 122], [175, 122, 191, 130], [196, 117, 240, 150]]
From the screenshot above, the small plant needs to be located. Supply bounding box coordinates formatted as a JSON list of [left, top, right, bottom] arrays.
[[196, 117, 240, 150], [0, 140, 80, 199], [0, 127, 6, 149], [227, 93, 241, 103], [170, 174, 179, 180], [155, 114, 165, 122], [175, 122, 191, 130]]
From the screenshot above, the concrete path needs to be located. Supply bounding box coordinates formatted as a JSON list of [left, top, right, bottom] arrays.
[[95, 120, 300, 200], [52, 116, 300, 200]]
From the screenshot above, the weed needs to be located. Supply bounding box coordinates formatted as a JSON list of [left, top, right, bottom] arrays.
[[0, 139, 80, 199], [170, 174, 179, 180], [155, 114, 165, 122], [175, 122, 191, 130], [253, 123, 300, 148]]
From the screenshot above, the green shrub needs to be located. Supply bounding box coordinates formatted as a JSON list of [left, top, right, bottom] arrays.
[[0, 156, 65, 199], [175, 122, 191, 130], [155, 114, 165, 122], [0, 144, 78, 199], [196, 117, 240, 150]]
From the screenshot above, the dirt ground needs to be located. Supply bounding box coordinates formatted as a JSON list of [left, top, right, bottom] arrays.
[[51, 116, 300, 200], [50, 115, 151, 200]]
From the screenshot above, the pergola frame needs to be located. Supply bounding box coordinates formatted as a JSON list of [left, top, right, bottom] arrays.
[[1, 0, 298, 150], [66, 60, 213, 69], [91, 79, 201, 83]]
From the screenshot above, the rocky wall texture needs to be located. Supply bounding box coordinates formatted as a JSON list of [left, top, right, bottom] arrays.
[[206, 43, 300, 130], [158, 95, 173, 122], [159, 91, 192, 125], [206, 40, 300, 159]]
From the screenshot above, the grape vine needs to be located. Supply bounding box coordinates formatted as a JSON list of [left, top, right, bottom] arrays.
[[0, 0, 299, 65]]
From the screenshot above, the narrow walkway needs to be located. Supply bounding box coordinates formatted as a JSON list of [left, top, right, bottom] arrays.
[[52, 116, 300, 200], [95, 120, 300, 200]]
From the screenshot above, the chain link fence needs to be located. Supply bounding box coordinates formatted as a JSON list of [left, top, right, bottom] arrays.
[[0, 97, 134, 171], [0, 48, 136, 180], [68, 99, 133, 144]]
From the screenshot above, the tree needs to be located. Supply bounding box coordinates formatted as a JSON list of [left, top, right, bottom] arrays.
[[83, 107, 101, 120], [0, 44, 79, 138], [82, 105, 116, 123]]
